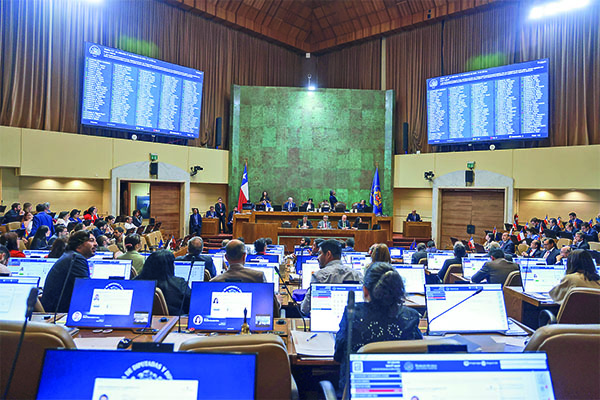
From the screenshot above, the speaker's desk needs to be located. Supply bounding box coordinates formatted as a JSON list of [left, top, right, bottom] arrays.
[[403, 221, 431, 238], [277, 228, 388, 252], [502, 286, 559, 329]]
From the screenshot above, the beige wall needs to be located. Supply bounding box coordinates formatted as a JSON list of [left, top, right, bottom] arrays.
[[516, 189, 600, 223], [393, 188, 433, 232], [190, 183, 228, 217], [129, 182, 150, 216]]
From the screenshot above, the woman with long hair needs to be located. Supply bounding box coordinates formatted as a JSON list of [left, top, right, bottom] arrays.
[[549, 250, 600, 304]]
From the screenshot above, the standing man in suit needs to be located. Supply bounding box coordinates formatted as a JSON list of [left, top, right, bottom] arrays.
[[499, 232, 515, 255], [471, 249, 518, 285], [568, 212, 584, 230], [337, 214, 350, 230], [227, 206, 239, 234], [406, 210, 421, 222], [189, 208, 202, 236], [571, 232, 590, 250], [329, 190, 338, 208], [215, 197, 227, 234], [542, 238, 561, 265], [317, 215, 332, 229], [30, 203, 54, 237], [211, 239, 266, 283], [283, 197, 296, 212]]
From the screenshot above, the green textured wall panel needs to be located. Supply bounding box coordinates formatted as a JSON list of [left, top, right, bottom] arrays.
[[229, 86, 394, 215]]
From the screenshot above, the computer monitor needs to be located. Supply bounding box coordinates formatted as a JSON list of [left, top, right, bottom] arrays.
[[425, 284, 509, 334], [188, 282, 274, 332], [245, 262, 279, 293], [296, 254, 317, 273], [310, 283, 364, 332], [461, 257, 490, 280], [88, 251, 116, 260], [22, 249, 50, 258], [246, 254, 279, 263], [7, 258, 58, 287], [519, 263, 566, 293], [402, 250, 416, 262], [427, 253, 455, 271], [37, 349, 257, 400], [302, 261, 320, 289], [349, 353, 555, 399], [88, 259, 132, 280], [394, 264, 426, 294], [210, 254, 225, 276], [66, 279, 155, 329], [468, 252, 490, 258], [173, 261, 206, 288], [0, 277, 40, 321], [389, 247, 403, 258]]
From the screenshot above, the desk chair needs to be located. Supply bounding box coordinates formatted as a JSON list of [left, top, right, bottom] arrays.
[[539, 288, 600, 326], [180, 334, 298, 400], [503, 270, 522, 287], [334, 202, 346, 212], [589, 242, 600, 251], [107, 243, 119, 253], [6, 222, 21, 231], [418, 258, 427, 266], [443, 264, 462, 284], [517, 243, 529, 254], [524, 324, 600, 400], [153, 287, 169, 315], [203, 269, 211, 282], [129, 266, 138, 279], [0, 321, 76, 399], [557, 238, 572, 248]]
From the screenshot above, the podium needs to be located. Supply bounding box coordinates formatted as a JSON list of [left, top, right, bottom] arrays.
[[403, 221, 431, 238]]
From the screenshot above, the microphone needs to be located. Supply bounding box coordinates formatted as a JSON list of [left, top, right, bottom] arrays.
[[345, 290, 356, 396], [3, 287, 39, 399], [177, 259, 195, 333], [53, 253, 77, 323], [427, 287, 484, 335], [274, 265, 307, 332]]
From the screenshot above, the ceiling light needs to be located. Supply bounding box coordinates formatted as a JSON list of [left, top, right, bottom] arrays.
[[529, 0, 590, 19]]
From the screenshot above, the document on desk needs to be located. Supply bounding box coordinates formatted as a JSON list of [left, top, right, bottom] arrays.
[[292, 330, 335, 357], [74, 337, 126, 349]]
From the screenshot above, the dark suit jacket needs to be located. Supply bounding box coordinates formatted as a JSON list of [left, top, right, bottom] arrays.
[[406, 213, 421, 222], [215, 203, 227, 218], [283, 202, 296, 212], [337, 219, 350, 229], [526, 248, 543, 258], [2, 209, 21, 224], [500, 240, 515, 254], [583, 230, 599, 243], [542, 248, 561, 265], [411, 250, 427, 265], [329, 195, 338, 205], [31, 212, 54, 237], [571, 241, 590, 250], [41, 251, 90, 312], [176, 253, 217, 278], [297, 220, 313, 229], [189, 213, 202, 235], [471, 258, 518, 285], [210, 264, 266, 283], [206, 210, 217, 218]]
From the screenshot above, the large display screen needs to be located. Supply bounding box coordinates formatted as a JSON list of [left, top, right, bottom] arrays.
[[81, 42, 203, 139], [427, 59, 549, 144]]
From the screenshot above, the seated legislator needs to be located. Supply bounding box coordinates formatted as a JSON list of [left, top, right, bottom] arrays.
[[571, 232, 590, 250], [227, 206, 239, 233], [303, 198, 316, 212], [343, 238, 355, 253], [123, 216, 136, 231], [41, 230, 97, 312], [211, 239, 267, 283], [2, 202, 23, 224], [499, 232, 516, 255], [69, 208, 82, 224], [568, 212, 584, 230], [317, 215, 332, 230], [337, 214, 350, 230], [436, 242, 467, 283], [549, 249, 600, 304], [334, 262, 422, 392], [406, 209, 422, 222], [563, 221, 577, 235], [1, 232, 25, 258], [369, 243, 391, 263], [132, 209, 143, 227], [541, 238, 561, 265], [29, 225, 50, 250], [355, 199, 367, 213], [118, 234, 145, 274], [522, 239, 543, 258], [297, 215, 313, 229], [259, 191, 270, 203], [136, 250, 191, 315], [329, 190, 338, 207], [580, 223, 599, 243], [547, 218, 561, 233], [411, 243, 428, 264], [176, 237, 217, 278], [471, 248, 518, 285], [0, 245, 12, 275], [299, 237, 311, 248], [283, 197, 296, 212], [189, 208, 202, 236], [556, 245, 571, 265], [352, 216, 362, 230], [300, 239, 363, 315], [205, 206, 217, 218]]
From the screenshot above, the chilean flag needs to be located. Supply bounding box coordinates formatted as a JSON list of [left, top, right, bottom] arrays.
[[468, 236, 475, 250], [518, 229, 526, 242], [237, 163, 249, 211]]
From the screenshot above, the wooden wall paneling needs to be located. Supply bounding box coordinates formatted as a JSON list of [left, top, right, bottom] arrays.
[[150, 182, 182, 240]]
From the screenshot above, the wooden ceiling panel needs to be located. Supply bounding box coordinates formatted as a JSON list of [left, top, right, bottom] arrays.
[[167, 0, 504, 52]]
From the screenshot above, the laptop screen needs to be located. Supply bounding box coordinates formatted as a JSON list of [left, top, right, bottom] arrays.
[[22, 250, 50, 258], [389, 247, 403, 258], [188, 282, 274, 332], [349, 353, 555, 399], [310, 283, 364, 332], [302, 261, 320, 289], [66, 279, 155, 328], [519, 263, 566, 293], [211, 254, 225, 276], [426, 284, 508, 334], [88, 259, 132, 280], [174, 261, 206, 288], [245, 262, 279, 293], [402, 250, 416, 262], [427, 253, 455, 271], [37, 349, 257, 400], [461, 257, 490, 280], [88, 251, 115, 260], [7, 258, 58, 287], [246, 254, 279, 263], [0, 277, 39, 321], [394, 264, 426, 294]]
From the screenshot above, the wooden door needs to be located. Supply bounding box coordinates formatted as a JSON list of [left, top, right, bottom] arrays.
[[150, 182, 181, 239], [440, 189, 504, 250]]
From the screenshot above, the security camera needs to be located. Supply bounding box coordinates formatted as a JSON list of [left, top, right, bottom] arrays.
[[190, 166, 204, 176], [424, 171, 435, 182]]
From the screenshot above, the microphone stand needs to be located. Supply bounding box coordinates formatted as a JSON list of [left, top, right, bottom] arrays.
[[53, 253, 77, 324], [3, 287, 39, 399], [426, 287, 484, 335], [346, 290, 355, 399], [177, 260, 195, 333], [274, 266, 307, 332]]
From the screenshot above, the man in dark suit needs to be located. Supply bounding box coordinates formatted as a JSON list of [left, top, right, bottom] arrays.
[[568, 212, 584, 230], [571, 232, 590, 250], [406, 210, 421, 222], [522, 239, 543, 258], [337, 214, 350, 230], [547, 218, 560, 233], [176, 236, 216, 278], [499, 232, 515, 255], [227, 206, 239, 234], [297, 215, 313, 229], [30, 203, 54, 237], [189, 208, 202, 236], [411, 243, 428, 264], [436, 242, 467, 283], [283, 197, 296, 212], [329, 190, 338, 207], [211, 239, 266, 283], [2, 203, 23, 224], [471, 249, 518, 285], [215, 197, 227, 233], [41, 230, 97, 312], [580, 223, 599, 243], [206, 206, 217, 218], [542, 238, 561, 265]]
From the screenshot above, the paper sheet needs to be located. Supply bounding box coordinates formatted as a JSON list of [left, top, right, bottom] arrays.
[[292, 330, 335, 357], [163, 332, 207, 351], [74, 337, 126, 349]]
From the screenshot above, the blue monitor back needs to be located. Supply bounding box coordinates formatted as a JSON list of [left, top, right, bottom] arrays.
[[188, 281, 274, 332], [66, 278, 155, 328], [246, 254, 279, 263], [37, 349, 256, 400]]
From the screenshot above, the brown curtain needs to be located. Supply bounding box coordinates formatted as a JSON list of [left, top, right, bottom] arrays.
[[315, 39, 381, 90], [0, 0, 302, 149]]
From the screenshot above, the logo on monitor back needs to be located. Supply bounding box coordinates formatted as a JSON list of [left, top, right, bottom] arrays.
[[223, 285, 242, 294], [104, 282, 125, 290], [89, 45, 101, 56], [192, 315, 204, 325], [122, 361, 173, 380], [428, 79, 439, 89], [403, 361, 415, 372]]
